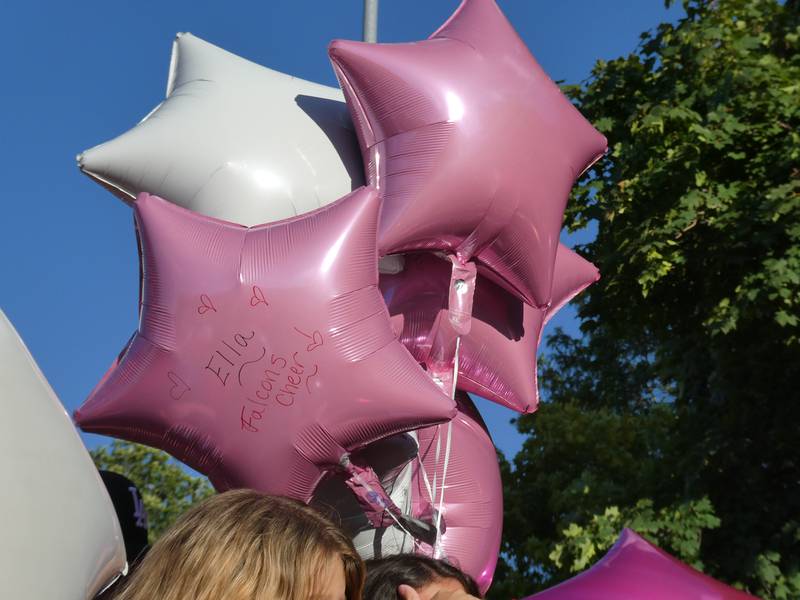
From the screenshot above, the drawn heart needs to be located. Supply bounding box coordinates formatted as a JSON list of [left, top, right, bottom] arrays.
[[197, 294, 217, 315], [250, 285, 268, 308], [294, 326, 324, 352], [306, 330, 324, 352], [167, 371, 191, 400]]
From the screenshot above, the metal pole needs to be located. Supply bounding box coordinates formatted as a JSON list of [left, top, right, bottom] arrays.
[[363, 0, 378, 42]]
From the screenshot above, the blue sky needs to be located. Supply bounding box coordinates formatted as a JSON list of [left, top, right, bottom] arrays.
[[0, 1, 681, 460]]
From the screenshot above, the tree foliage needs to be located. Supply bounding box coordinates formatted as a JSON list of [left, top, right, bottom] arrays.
[[90, 440, 213, 542], [548, 497, 720, 574], [494, 1, 800, 598]]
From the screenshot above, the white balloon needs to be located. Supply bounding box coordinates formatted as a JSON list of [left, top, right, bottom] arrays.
[[78, 32, 364, 226], [0, 310, 126, 599]]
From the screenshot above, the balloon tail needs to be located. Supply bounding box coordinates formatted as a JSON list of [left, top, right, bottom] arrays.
[[341, 454, 438, 545], [447, 257, 477, 336], [427, 257, 476, 396]]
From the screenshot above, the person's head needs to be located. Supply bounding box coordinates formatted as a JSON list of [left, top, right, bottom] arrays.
[[94, 471, 150, 599], [364, 555, 481, 600], [113, 489, 364, 600], [99, 470, 150, 565]]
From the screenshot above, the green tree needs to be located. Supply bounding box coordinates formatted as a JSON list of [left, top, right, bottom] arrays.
[[91, 440, 214, 542], [494, 0, 800, 598]]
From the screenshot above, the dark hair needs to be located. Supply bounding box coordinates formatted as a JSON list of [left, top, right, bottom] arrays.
[[99, 471, 150, 564], [364, 554, 481, 599]]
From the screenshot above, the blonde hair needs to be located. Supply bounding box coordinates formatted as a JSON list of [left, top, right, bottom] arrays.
[[114, 489, 364, 600]]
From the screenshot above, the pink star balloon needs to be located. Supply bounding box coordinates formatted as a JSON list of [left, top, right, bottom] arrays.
[[329, 0, 607, 308], [75, 187, 456, 501], [380, 245, 599, 413], [411, 393, 503, 594], [526, 529, 757, 600]]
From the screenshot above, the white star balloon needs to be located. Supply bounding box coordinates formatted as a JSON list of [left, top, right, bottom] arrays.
[[0, 309, 126, 599], [79, 33, 364, 226]]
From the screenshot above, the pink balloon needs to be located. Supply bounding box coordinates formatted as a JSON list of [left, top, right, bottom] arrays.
[[329, 0, 606, 308], [75, 188, 456, 500], [412, 393, 503, 594], [380, 245, 599, 413], [527, 529, 757, 600]]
